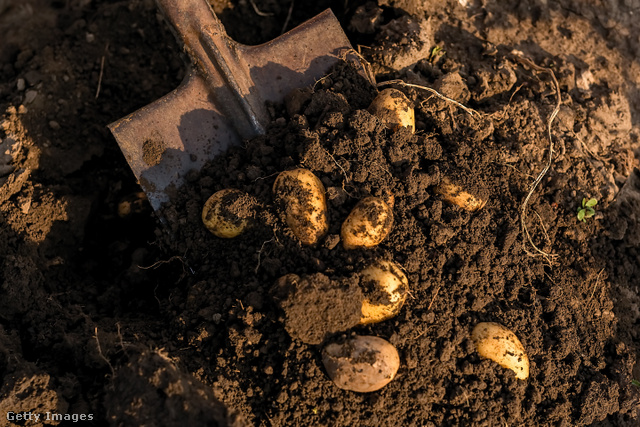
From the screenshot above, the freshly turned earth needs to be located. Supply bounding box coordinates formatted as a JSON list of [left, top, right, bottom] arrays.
[[0, 0, 638, 426]]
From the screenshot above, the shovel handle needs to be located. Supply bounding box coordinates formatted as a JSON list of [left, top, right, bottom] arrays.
[[155, 0, 267, 137]]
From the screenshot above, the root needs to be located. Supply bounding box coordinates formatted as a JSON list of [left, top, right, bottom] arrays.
[[255, 236, 278, 274], [588, 268, 606, 303], [533, 209, 551, 244], [377, 80, 480, 118], [253, 171, 280, 182], [249, 0, 274, 17], [511, 52, 561, 266], [94, 326, 115, 377], [427, 284, 442, 310], [138, 254, 192, 275], [313, 73, 334, 90], [116, 322, 129, 357], [280, 0, 294, 34]]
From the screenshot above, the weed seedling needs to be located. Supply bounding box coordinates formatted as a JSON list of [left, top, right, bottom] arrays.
[[577, 197, 597, 222], [632, 379, 640, 388]]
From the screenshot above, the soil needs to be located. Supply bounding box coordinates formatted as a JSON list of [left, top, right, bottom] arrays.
[[0, 0, 639, 426]]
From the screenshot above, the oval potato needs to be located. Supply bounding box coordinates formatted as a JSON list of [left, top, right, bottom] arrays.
[[368, 88, 415, 133], [434, 176, 486, 212], [322, 335, 400, 393], [359, 260, 408, 325], [202, 189, 254, 238], [273, 168, 329, 246], [471, 322, 530, 380], [341, 196, 393, 250]]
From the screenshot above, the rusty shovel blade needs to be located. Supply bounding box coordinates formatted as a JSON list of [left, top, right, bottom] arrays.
[[109, 0, 354, 212]]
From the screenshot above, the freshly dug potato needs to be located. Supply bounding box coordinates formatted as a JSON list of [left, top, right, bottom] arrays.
[[341, 196, 393, 250], [359, 260, 408, 325], [471, 322, 530, 380], [273, 168, 328, 246], [322, 335, 400, 392], [202, 189, 255, 238], [434, 176, 486, 212], [368, 88, 415, 132]]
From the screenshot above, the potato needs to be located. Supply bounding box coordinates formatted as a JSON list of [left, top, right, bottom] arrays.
[[368, 88, 415, 133], [359, 260, 408, 325], [434, 176, 486, 212], [322, 335, 400, 392], [471, 322, 530, 380], [273, 168, 328, 246], [202, 189, 255, 238], [341, 196, 393, 250]]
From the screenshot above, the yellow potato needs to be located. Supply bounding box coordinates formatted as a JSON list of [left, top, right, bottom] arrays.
[[471, 322, 530, 380], [368, 88, 415, 133], [341, 196, 393, 250], [322, 335, 400, 393], [434, 176, 486, 211], [273, 168, 329, 246], [359, 260, 408, 325], [202, 189, 255, 238]]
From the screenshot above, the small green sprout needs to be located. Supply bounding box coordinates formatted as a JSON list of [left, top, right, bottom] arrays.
[[632, 379, 640, 388], [577, 197, 597, 222], [429, 46, 445, 63]]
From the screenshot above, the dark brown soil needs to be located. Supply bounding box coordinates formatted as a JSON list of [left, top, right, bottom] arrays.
[[0, 0, 639, 426]]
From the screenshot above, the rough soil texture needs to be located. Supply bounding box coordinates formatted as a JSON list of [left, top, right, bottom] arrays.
[[0, 0, 639, 426]]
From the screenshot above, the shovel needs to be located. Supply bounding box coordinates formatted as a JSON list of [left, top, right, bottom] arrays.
[[109, 0, 355, 212]]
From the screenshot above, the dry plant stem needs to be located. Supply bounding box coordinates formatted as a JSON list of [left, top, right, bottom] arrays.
[[377, 80, 480, 118], [347, 47, 377, 84], [512, 53, 561, 265], [95, 42, 109, 100]]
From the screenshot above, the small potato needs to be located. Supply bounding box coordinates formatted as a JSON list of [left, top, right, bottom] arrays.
[[322, 335, 400, 393], [202, 189, 255, 238], [341, 196, 393, 250], [368, 88, 415, 133], [359, 260, 408, 325], [273, 168, 329, 246], [471, 322, 530, 380], [434, 176, 486, 212]]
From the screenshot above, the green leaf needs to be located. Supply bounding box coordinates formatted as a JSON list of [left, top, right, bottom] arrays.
[[632, 379, 640, 387], [584, 208, 595, 218], [585, 198, 598, 208], [577, 209, 585, 221], [581, 198, 587, 208]]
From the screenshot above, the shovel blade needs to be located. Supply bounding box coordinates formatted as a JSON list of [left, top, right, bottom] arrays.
[[109, 9, 353, 212], [109, 71, 238, 210]]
